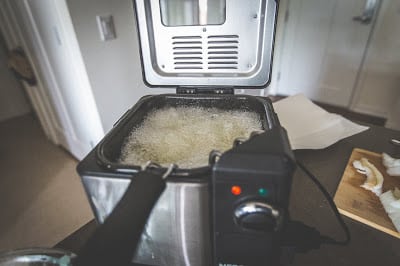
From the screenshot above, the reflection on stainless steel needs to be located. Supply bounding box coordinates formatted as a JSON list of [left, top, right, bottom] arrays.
[[234, 201, 279, 219], [81, 175, 211, 266], [82, 176, 129, 223], [160, 0, 226, 26], [250, 130, 266, 138], [390, 139, 400, 146], [0, 248, 75, 266], [233, 137, 247, 147], [352, 0, 379, 25]]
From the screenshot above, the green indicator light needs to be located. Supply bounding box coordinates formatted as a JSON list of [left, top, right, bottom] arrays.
[[258, 188, 268, 197]]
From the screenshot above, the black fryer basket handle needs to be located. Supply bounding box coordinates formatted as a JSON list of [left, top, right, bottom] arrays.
[[74, 169, 167, 266]]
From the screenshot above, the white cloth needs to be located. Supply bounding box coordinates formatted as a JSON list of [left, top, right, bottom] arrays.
[[273, 94, 369, 150]]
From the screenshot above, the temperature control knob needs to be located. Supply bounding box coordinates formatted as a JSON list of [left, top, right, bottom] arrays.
[[234, 201, 282, 231]]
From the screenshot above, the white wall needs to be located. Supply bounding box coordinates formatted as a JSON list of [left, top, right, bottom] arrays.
[[67, 0, 173, 132], [0, 34, 31, 122]]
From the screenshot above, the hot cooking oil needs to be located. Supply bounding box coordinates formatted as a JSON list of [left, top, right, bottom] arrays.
[[119, 107, 262, 168]]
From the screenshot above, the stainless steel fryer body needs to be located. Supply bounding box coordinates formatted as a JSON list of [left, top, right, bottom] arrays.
[[81, 175, 212, 266]]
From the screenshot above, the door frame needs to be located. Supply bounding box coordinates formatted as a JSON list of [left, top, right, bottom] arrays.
[[0, 0, 60, 144], [0, 0, 105, 159]]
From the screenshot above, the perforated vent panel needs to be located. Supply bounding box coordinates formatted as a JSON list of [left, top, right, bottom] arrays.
[[171, 35, 240, 70]]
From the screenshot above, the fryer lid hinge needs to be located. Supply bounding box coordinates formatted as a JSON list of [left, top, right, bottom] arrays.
[[176, 87, 234, 95]]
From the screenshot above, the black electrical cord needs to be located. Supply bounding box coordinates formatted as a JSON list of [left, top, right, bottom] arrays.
[[296, 160, 351, 246]]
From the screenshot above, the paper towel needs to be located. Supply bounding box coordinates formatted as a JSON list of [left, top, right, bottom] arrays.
[[273, 94, 369, 150]]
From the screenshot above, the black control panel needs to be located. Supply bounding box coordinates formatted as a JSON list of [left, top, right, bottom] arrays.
[[212, 127, 295, 266]]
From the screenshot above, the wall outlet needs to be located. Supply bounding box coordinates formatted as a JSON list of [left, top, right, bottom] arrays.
[[96, 15, 116, 41]]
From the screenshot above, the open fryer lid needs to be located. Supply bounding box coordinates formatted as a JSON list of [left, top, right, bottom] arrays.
[[134, 0, 278, 89]]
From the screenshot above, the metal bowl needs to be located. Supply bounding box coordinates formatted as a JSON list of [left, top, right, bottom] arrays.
[[0, 248, 75, 266]]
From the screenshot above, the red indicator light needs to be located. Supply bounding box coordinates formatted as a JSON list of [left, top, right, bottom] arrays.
[[231, 186, 242, 196]]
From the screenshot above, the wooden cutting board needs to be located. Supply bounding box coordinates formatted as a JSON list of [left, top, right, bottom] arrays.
[[334, 148, 400, 239]]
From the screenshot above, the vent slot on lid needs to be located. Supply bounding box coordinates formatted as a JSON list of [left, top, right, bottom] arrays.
[[172, 36, 201, 39], [208, 51, 238, 54], [175, 67, 203, 69], [208, 35, 238, 38], [172, 41, 202, 45], [173, 51, 202, 55], [175, 62, 202, 65], [173, 46, 202, 50], [208, 56, 238, 60], [207, 35, 239, 70]]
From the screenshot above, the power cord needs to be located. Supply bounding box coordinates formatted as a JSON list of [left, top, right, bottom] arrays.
[[281, 160, 351, 255], [296, 160, 351, 246]]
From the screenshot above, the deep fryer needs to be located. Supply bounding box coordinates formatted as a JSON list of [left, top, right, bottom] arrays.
[[77, 0, 296, 265]]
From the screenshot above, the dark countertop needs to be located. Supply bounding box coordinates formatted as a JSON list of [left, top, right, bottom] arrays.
[[290, 125, 400, 266], [57, 125, 400, 266]]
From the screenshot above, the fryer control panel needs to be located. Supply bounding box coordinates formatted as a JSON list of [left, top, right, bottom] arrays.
[[212, 128, 295, 266], [213, 176, 282, 265]]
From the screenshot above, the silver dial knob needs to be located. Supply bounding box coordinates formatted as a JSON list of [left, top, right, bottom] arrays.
[[234, 201, 282, 231]]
